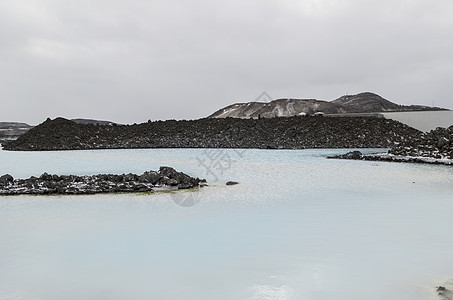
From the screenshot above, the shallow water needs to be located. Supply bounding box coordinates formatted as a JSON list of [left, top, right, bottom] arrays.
[[1, 148, 453, 299]]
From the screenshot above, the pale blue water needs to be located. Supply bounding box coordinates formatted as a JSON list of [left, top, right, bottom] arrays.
[[1, 148, 453, 300]]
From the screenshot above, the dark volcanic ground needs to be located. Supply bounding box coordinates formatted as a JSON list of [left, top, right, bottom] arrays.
[[3, 116, 422, 151], [328, 125, 453, 165], [389, 125, 453, 159]]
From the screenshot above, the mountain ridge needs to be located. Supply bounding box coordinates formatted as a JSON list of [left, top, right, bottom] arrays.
[[71, 118, 118, 125], [0, 122, 33, 143], [209, 92, 447, 118], [0, 122, 31, 127]]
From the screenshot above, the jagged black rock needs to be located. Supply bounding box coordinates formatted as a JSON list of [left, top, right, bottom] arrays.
[[0, 167, 205, 195]]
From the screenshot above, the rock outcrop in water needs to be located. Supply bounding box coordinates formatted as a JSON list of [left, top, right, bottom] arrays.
[[0, 167, 205, 195], [328, 126, 453, 165], [388, 126, 453, 159], [328, 150, 453, 165], [437, 286, 453, 300], [2, 116, 422, 151]]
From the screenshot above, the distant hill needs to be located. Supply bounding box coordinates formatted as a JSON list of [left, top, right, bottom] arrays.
[[209, 92, 447, 118], [0, 122, 30, 127], [0, 119, 118, 144], [331, 92, 442, 113], [71, 118, 118, 125], [0, 122, 33, 143]]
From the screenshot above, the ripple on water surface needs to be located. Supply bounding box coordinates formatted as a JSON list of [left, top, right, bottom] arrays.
[[1, 148, 453, 299]]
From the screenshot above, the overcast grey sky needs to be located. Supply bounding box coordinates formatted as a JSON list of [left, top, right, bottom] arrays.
[[1, 0, 452, 124]]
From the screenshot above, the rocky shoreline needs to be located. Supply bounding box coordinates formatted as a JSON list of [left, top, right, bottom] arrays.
[[388, 126, 453, 158], [328, 125, 453, 165], [0, 167, 205, 195], [327, 150, 453, 165], [3, 116, 421, 151]]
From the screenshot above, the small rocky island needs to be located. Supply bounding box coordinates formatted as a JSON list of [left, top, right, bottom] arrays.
[[0, 167, 205, 195], [329, 126, 453, 165]]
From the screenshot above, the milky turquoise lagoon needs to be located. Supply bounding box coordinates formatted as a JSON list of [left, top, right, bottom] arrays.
[[1, 148, 453, 299]]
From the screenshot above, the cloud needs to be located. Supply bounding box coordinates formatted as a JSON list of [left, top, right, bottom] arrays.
[[0, 0, 452, 124]]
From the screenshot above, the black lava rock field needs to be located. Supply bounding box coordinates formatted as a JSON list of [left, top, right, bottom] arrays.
[[328, 126, 453, 165], [3, 116, 422, 151], [388, 126, 453, 159]]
